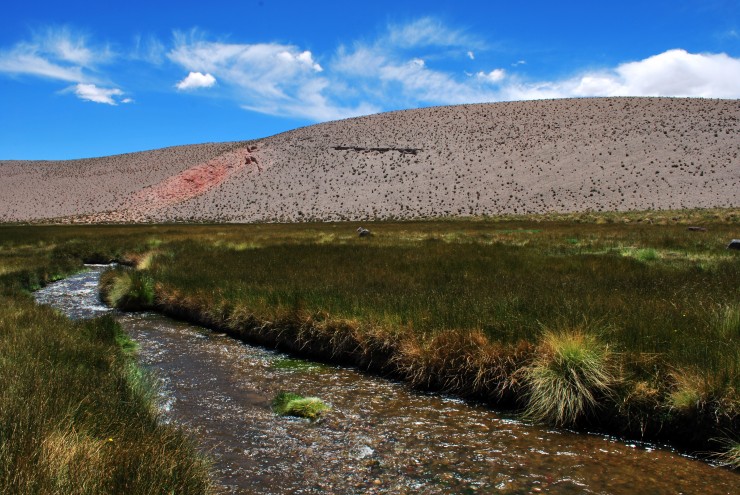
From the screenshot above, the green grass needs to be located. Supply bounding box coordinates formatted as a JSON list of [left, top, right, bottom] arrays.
[[522, 329, 617, 426], [1, 209, 738, 461], [0, 297, 212, 494], [0, 226, 213, 493], [271, 357, 328, 372], [100, 268, 155, 310], [272, 392, 331, 420]]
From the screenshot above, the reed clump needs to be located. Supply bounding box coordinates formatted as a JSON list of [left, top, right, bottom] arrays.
[[100, 267, 155, 310], [521, 330, 617, 426]]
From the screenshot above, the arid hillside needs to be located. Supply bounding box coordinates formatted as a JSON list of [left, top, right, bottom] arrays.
[[1, 97, 738, 223]]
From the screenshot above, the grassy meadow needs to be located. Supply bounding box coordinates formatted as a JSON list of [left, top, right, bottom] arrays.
[[2, 208, 739, 471]]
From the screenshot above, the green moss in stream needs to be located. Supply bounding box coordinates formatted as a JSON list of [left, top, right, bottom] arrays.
[[273, 392, 331, 420], [271, 357, 328, 373]]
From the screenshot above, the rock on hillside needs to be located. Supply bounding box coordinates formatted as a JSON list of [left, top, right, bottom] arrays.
[[1, 98, 738, 223]]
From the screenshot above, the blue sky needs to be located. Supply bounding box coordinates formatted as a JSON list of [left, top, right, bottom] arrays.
[[1, 1, 738, 159]]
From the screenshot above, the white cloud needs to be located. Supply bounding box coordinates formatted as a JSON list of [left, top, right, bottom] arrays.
[[5, 21, 738, 122], [71, 83, 125, 105], [334, 30, 740, 112], [0, 52, 85, 82], [0, 26, 132, 106], [176, 71, 217, 90], [296, 50, 323, 71], [0, 26, 113, 83], [45, 28, 98, 65], [609, 49, 740, 97], [168, 30, 371, 120], [501, 49, 740, 100], [370, 55, 496, 104], [333, 45, 387, 77], [477, 68, 506, 83], [132, 34, 166, 64], [387, 17, 483, 50]]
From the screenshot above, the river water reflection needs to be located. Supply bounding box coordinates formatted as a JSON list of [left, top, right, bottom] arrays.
[[34, 267, 739, 494]]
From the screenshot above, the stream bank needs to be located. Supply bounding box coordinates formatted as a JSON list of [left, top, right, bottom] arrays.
[[34, 266, 740, 494]]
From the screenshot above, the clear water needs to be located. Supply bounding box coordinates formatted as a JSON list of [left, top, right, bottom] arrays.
[[35, 267, 740, 494]]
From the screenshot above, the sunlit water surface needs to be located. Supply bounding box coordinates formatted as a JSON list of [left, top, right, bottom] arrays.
[[34, 267, 740, 494]]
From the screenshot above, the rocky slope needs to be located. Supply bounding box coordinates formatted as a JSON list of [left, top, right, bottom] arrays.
[[1, 97, 738, 223]]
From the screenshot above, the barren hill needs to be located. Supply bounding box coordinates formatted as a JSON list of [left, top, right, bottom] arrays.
[[1, 97, 738, 223]]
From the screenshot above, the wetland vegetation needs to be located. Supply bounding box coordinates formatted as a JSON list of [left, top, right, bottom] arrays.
[[1, 207, 739, 494], [0, 229, 212, 493]]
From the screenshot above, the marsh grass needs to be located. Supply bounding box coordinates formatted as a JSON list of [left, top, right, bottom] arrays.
[[668, 375, 704, 415], [100, 268, 155, 310], [272, 392, 331, 420], [1, 210, 738, 454], [0, 298, 212, 494], [0, 226, 213, 494], [522, 330, 617, 426]]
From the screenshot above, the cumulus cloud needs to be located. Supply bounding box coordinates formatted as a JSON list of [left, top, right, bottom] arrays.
[[501, 49, 740, 100], [176, 71, 216, 90], [70, 83, 126, 105], [334, 23, 740, 112], [467, 51, 475, 60]]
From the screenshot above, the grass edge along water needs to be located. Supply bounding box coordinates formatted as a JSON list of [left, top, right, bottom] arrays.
[[87, 214, 739, 466]]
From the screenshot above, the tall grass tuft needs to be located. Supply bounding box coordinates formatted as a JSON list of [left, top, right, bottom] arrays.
[[100, 268, 155, 310], [716, 303, 740, 340], [522, 330, 618, 426]]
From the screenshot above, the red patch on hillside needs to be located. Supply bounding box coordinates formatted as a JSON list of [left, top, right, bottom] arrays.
[[132, 147, 256, 211]]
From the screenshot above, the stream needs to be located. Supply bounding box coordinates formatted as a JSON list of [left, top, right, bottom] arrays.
[[34, 266, 739, 494]]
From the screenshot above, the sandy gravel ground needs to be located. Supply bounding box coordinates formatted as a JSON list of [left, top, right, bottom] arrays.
[[1, 98, 737, 223]]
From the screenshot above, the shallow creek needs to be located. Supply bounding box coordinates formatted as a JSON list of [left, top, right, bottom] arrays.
[[35, 266, 739, 494]]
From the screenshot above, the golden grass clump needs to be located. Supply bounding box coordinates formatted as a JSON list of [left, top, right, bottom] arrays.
[[38, 430, 105, 492], [394, 329, 532, 400], [667, 370, 707, 415], [522, 330, 618, 426]]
